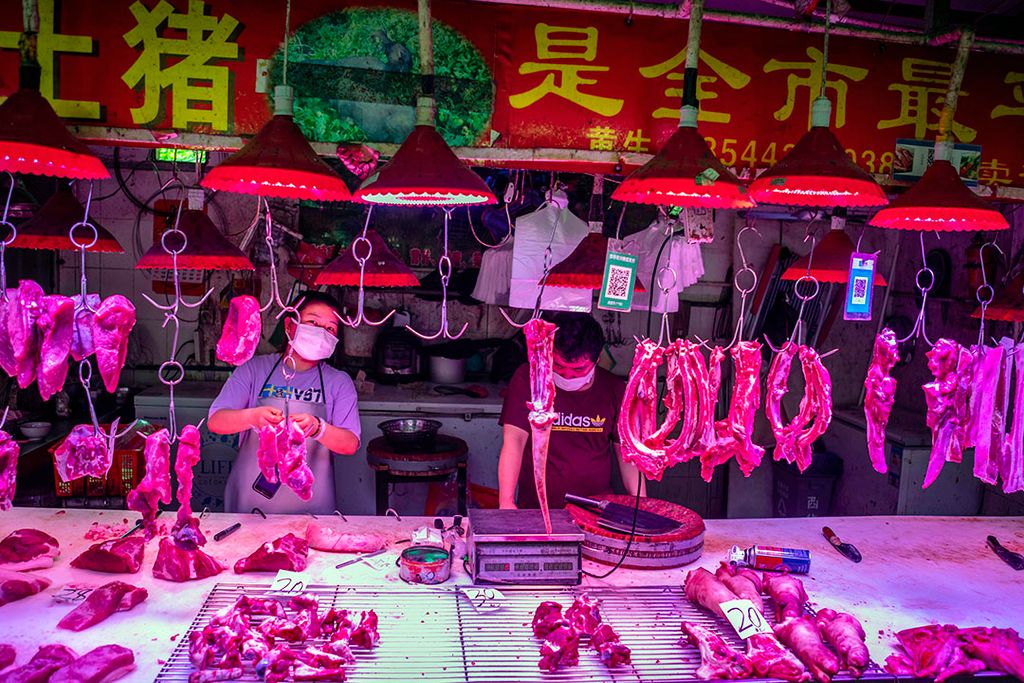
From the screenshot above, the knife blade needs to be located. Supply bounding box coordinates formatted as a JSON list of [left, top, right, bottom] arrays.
[[822, 526, 862, 563], [986, 536, 1024, 571]]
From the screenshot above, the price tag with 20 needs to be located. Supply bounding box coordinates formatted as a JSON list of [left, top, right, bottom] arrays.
[[720, 599, 772, 639], [270, 570, 309, 595]]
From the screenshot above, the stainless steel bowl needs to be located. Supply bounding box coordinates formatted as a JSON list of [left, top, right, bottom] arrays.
[[378, 418, 442, 452], [19, 421, 53, 439]]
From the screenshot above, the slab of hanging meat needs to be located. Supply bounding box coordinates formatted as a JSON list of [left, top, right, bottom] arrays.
[[618, 339, 669, 480], [0, 568, 51, 607], [0, 644, 78, 683], [126, 429, 171, 540], [54, 424, 111, 482], [775, 617, 841, 683], [91, 295, 136, 394], [747, 631, 810, 682], [234, 533, 309, 573], [0, 529, 59, 571], [0, 431, 17, 511], [216, 295, 262, 366], [538, 620, 580, 672], [591, 623, 631, 667], [70, 294, 100, 362], [169, 424, 206, 551], [152, 536, 225, 582], [71, 537, 144, 574], [923, 339, 972, 488], [564, 594, 602, 636], [974, 340, 1013, 486], [49, 644, 136, 683], [863, 328, 900, 474], [57, 580, 148, 632], [715, 561, 764, 613], [958, 627, 1024, 681], [0, 294, 16, 379], [0, 644, 13, 671], [665, 340, 715, 466], [815, 608, 869, 677], [684, 567, 740, 619], [700, 341, 765, 481], [7, 280, 44, 389], [35, 294, 74, 400], [680, 621, 753, 680], [1003, 343, 1024, 494], [279, 421, 314, 501], [524, 318, 558, 534], [645, 339, 685, 448], [531, 601, 564, 638], [768, 344, 833, 473], [763, 572, 808, 620]]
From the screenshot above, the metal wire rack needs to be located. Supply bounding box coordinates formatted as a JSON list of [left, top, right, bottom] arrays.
[[155, 583, 889, 683]]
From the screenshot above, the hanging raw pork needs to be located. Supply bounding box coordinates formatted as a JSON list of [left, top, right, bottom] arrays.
[[70, 293, 101, 361], [53, 424, 111, 481], [922, 339, 973, 489], [92, 295, 136, 394], [0, 431, 18, 511], [8, 280, 45, 388], [767, 343, 833, 473], [863, 329, 900, 474], [126, 429, 172, 539], [35, 294, 74, 400], [700, 341, 765, 482], [523, 318, 558, 534], [216, 295, 261, 366]]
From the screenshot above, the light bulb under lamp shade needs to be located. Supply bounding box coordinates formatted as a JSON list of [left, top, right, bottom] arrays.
[[868, 160, 1009, 232], [354, 125, 496, 206], [135, 210, 255, 271], [780, 229, 887, 286]]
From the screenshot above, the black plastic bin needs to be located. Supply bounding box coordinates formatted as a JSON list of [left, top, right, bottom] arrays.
[[772, 450, 843, 518]]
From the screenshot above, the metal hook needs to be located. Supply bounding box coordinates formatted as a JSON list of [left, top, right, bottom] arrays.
[[333, 510, 348, 522], [0, 406, 9, 431], [257, 198, 292, 315], [0, 171, 18, 303], [718, 224, 761, 350], [896, 232, 936, 348], [338, 206, 397, 329], [407, 209, 468, 341], [385, 508, 402, 522], [975, 241, 1005, 348], [251, 507, 267, 519]]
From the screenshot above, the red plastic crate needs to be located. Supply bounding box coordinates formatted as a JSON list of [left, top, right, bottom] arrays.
[[51, 422, 159, 497]]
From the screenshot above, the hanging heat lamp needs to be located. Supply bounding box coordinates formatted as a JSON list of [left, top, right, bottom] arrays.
[[10, 186, 123, 252], [200, 3, 350, 202], [135, 208, 255, 272], [781, 226, 886, 285], [970, 272, 1024, 322], [315, 230, 419, 287], [748, 4, 886, 208], [543, 232, 647, 292], [0, 32, 107, 180], [612, 0, 752, 209], [353, 0, 496, 206]]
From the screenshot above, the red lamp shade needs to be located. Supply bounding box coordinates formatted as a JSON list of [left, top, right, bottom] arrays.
[[781, 229, 886, 286], [612, 125, 753, 209], [135, 210, 254, 271], [970, 273, 1024, 322], [201, 87, 351, 202], [749, 127, 888, 208], [354, 125, 496, 206], [868, 160, 1009, 232], [10, 188, 123, 252], [543, 233, 647, 291], [0, 87, 108, 180], [314, 230, 419, 287]]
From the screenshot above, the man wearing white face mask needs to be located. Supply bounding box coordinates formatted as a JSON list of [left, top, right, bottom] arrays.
[[498, 312, 646, 510], [208, 291, 361, 514]]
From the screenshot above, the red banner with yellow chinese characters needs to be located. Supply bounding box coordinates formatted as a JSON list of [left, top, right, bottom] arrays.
[[0, 0, 1021, 189]]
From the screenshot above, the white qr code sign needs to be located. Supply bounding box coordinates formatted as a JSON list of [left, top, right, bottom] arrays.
[[599, 250, 638, 312]]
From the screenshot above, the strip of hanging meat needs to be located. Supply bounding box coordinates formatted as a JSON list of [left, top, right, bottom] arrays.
[[126, 429, 171, 540], [36, 294, 74, 401], [524, 318, 558, 534], [91, 295, 136, 394], [923, 339, 973, 489], [968, 343, 1009, 485], [863, 328, 900, 474], [216, 295, 262, 366], [8, 280, 44, 389], [1002, 343, 1024, 494], [619, 340, 669, 480], [767, 343, 833, 473], [70, 294, 101, 362], [700, 341, 764, 482]]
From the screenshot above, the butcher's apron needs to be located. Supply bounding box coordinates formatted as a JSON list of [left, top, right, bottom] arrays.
[[224, 357, 335, 515]]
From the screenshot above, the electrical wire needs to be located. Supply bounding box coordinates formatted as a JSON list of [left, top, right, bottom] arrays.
[[645, 229, 675, 340], [582, 477, 645, 579], [114, 147, 172, 216]]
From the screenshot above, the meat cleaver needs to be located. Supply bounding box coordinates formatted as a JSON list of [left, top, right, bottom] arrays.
[[564, 494, 681, 535], [987, 536, 1024, 571]]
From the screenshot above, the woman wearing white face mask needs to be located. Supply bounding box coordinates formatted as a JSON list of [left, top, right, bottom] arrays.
[[208, 292, 361, 514], [497, 312, 646, 510]]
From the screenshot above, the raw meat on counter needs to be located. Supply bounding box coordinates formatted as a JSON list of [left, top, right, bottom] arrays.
[[767, 344, 833, 473], [57, 580, 147, 631], [775, 617, 840, 683], [350, 610, 380, 649], [49, 644, 136, 683], [69, 294, 100, 362], [126, 429, 172, 540], [35, 294, 74, 401], [216, 295, 261, 366], [305, 521, 385, 553], [234, 533, 309, 573], [0, 529, 59, 571], [886, 624, 1024, 683], [532, 601, 564, 638], [715, 561, 764, 613], [524, 318, 558, 534], [538, 621, 580, 672], [531, 597, 630, 671], [0, 644, 14, 671], [152, 537, 224, 582], [70, 537, 144, 574], [91, 295, 136, 394], [815, 608, 869, 677], [0, 568, 51, 607], [564, 594, 602, 636], [863, 328, 900, 474], [288, 594, 322, 640], [8, 280, 44, 389], [700, 342, 765, 482], [681, 621, 754, 680], [763, 572, 808, 620], [0, 644, 77, 683], [53, 425, 112, 482], [684, 567, 740, 619], [958, 627, 1024, 681], [923, 339, 973, 489], [591, 623, 631, 667], [0, 432, 18, 511], [747, 632, 810, 682]]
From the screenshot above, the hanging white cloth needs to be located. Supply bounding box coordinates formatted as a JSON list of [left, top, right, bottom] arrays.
[[472, 237, 514, 306], [508, 190, 592, 312], [621, 216, 705, 313]]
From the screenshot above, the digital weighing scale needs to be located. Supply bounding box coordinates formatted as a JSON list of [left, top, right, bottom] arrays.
[[468, 508, 584, 585]]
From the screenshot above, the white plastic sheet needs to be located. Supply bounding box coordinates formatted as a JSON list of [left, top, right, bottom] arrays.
[[620, 216, 705, 313]]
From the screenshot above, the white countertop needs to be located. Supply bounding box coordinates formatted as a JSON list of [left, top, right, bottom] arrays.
[[0, 508, 1021, 681]]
